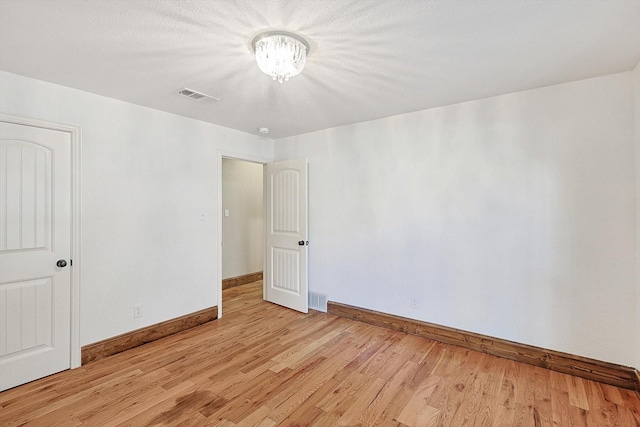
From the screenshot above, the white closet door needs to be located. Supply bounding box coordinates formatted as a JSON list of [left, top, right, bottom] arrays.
[[0, 121, 71, 391]]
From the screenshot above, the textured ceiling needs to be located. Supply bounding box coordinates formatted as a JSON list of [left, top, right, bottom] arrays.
[[1, 0, 640, 139]]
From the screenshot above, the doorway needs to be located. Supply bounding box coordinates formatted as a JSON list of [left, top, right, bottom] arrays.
[[217, 153, 309, 317], [221, 158, 264, 310], [217, 152, 269, 318]]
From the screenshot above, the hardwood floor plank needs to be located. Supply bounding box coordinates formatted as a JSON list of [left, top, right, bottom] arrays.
[[434, 384, 468, 426], [566, 375, 590, 410], [453, 371, 487, 425], [512, 403, 536, 427], [335, 376, 386, 426], [569, 406, 591, 427], [474, 354, 507, 426], [269, 328, 343, 373], [126, 389, 217, 427], [550, 388, 572, 427], [264, 356, 350, 422], [619, 389, 640, 425], [424, 346, 474, 410], [371, 361, 423, 425], [236, 405, 274, 427], [2, 368, 145, 426], [118, 390, 225, 426], [396, 374, 440, 426], [209, 420, 236, 427], [272, 355, 357, 425], [277, 404, 326, 427], [1, 281, 638, 426], [77, 376, 184, 424], [449, 352, 489, 425], [586, 380, 619, 427], [23, 416, 83, 427], [438, 353, 489, 426], [514, 362, 537, 408], [261, 359, 330, 417], [600, 383, 625, 406], [549, 369, 570, 392], [358, 359, 419, 425], [533, 367, 553, 427]]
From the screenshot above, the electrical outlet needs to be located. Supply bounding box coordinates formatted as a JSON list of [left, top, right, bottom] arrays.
[[134, 304, 143, 318], [410, 297, 418, 309]]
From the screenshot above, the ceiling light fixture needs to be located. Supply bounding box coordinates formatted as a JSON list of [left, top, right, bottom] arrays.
[[251, 31, 309, 83]]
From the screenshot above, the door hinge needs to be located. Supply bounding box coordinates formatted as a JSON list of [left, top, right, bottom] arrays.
[[70, 259, 73, 266]]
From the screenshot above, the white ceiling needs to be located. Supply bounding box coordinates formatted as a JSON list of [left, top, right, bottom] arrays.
[[1, 0, 640, 139]]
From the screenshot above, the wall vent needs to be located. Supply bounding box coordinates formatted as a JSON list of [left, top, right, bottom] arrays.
[[176, 88, 220, 103], [309, 291, 328, 312]]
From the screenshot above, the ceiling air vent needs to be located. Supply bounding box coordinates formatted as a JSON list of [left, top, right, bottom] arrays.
[[176, 88, 219, 103]]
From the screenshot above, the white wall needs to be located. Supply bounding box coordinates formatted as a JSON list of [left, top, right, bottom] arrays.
[[0, 71, 273, 346], [275, 72, 637, 367], [222, 158, 263, 279], [634, 60, 640, 370], [3, 68, 636, 368]]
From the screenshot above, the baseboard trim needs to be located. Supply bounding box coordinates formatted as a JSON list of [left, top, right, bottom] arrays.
[[327, 301, 640, 391], [81, 306, 218, 365], [222, 271, 263, 290]]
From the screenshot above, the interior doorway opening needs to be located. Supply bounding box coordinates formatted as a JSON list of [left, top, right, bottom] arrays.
[[217, 152, 269, 318], [221, 157, 264, 282], [217, 153, 309, 317]]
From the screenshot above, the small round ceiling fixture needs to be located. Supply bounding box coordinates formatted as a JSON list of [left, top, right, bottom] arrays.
[[258, 127, 270, 134], [251, 31, 310, 83]]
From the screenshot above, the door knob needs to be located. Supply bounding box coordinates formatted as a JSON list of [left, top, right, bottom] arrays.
[[298, 241, 305, 246], [56, 259, 67, 268]]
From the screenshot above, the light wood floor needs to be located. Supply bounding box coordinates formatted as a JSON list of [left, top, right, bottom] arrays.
[[1, 282, 639, 426]]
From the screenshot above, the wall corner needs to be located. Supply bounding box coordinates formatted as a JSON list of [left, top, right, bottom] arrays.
[[633, 59, 640, 371]]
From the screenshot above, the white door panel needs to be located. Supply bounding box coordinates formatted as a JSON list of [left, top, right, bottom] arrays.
[[265, 159, 308, 313], [0, 122, 71, 391]]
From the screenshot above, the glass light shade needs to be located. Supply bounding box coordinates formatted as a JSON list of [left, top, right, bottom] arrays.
[[253, 32, 308, 83]]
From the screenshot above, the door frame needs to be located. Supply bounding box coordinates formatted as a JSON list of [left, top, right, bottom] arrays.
[[216, 150, 270, 318], [0, 112, 82, 369]]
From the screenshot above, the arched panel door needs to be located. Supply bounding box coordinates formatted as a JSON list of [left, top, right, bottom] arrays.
[[0, 122, 71, 391], [264, 159, 308, 313]]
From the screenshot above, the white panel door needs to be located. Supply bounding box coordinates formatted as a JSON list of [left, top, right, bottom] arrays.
[[0, 121, 71, 391], [264, 159, 308, 313]]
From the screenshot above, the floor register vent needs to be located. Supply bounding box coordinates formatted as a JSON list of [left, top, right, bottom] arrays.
[[309, 291, 328, 312]]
